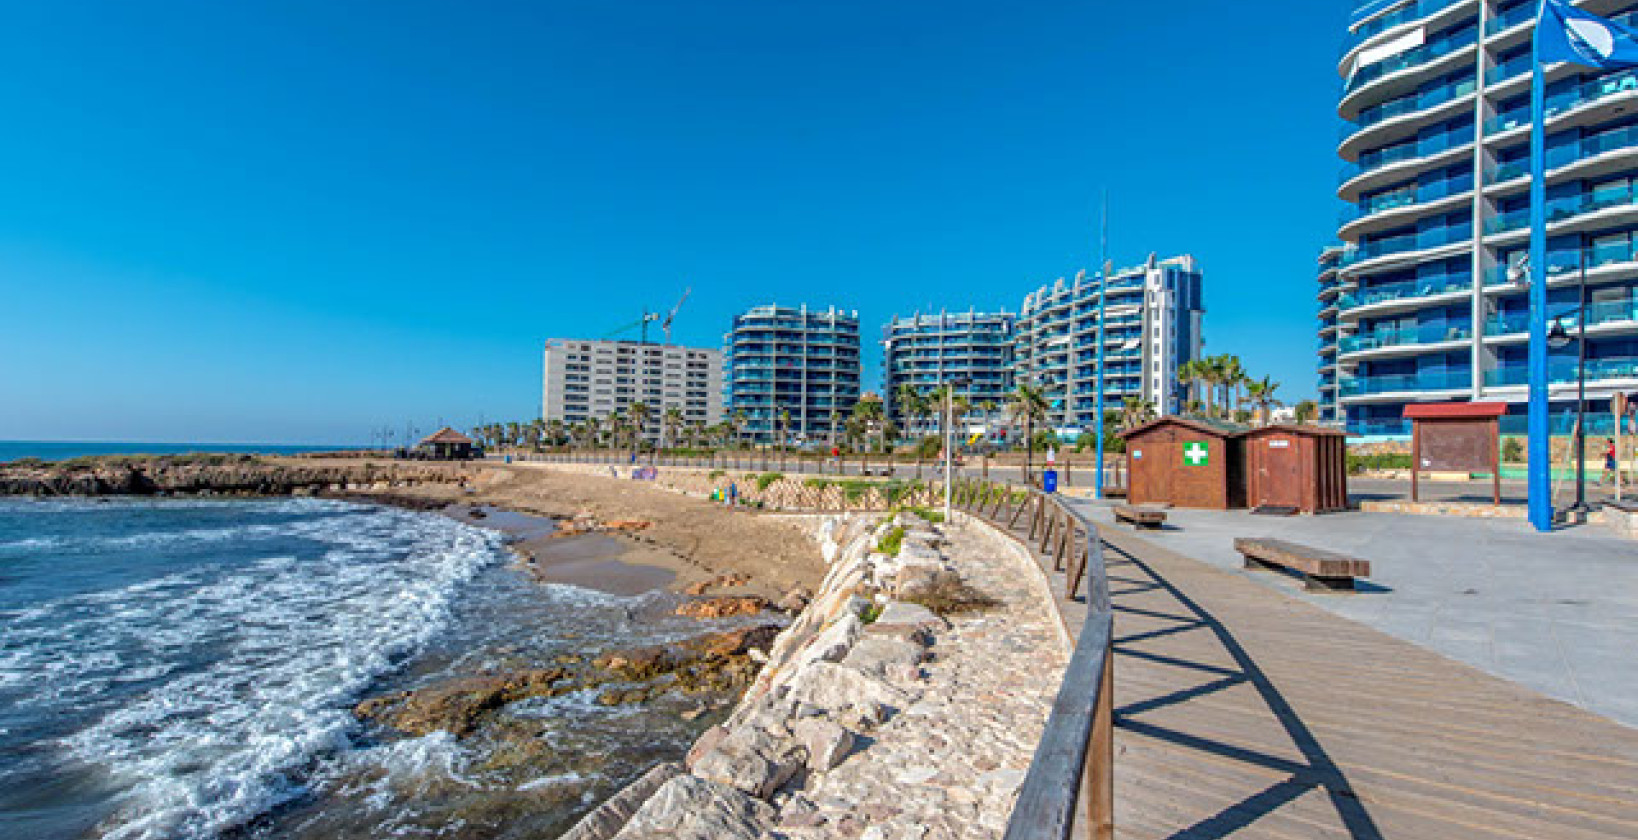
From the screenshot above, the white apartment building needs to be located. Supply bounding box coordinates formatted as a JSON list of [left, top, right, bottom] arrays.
[[541, 339, 725, 440]]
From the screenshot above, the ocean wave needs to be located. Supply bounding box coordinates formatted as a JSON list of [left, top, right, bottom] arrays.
[[1, 504, 507, 840]]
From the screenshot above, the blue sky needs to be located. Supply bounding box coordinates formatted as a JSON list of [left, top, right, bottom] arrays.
[[0, 1, 1351, 445]]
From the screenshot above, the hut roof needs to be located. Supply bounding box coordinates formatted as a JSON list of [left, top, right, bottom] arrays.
[[1402, 402, 1508, 419], [1243, 424, 1348, 438], [1119, 414, 1251, 440], [419, 427, 473, 446]]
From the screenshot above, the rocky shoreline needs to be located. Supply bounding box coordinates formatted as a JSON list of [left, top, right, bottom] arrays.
[[548, 510, 1063, 840], [0, 455, 475, 497]]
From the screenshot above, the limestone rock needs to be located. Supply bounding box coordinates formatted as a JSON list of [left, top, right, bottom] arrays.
[[610, 775, 776, 840], [676, 596, 769, 619], [690, 722, 804, 799], [793, 718, 855, 773], [558, 762, 683, 840]]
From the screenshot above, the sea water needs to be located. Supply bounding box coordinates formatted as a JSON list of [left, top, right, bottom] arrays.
[[0, 499, 720, 840]]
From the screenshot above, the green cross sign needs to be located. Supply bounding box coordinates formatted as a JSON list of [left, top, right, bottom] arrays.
[[1183, 441, 1209, 466]]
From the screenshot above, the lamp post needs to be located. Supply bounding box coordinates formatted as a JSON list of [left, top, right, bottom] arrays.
[[1546, 246, 1590, 514], [944, 376, 971, 521]]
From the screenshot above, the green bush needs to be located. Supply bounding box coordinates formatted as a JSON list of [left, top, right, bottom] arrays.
[[913, 436, 943, 460], [755, 472, 785, 491], [876, 526, 907, 557], [804, 477, 832, 489], [1502, 437, 1524, 462], [1346, 453, 1412, 474], [905, 506, 945, 524], [708, 469, 725, 480]]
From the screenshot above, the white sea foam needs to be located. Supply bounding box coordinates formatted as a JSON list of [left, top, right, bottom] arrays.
[[0, 504, 507, 840]]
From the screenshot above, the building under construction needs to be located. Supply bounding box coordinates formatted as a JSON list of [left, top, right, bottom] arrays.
[[541, 339, 725, 442]]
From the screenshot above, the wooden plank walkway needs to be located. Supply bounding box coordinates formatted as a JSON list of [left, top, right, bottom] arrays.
[[1002, 520, 1638, 839]]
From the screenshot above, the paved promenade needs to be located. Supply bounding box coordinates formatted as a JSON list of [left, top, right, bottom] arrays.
[[996, 511, 1638, 839], [1069, 502, 1638, 727]]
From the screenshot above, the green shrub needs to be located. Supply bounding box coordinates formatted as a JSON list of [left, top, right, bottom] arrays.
[[1346, 453, 1412, 474], [755, 472, 785, 491], [708, 469, 725, 480], [804, 478, 832, 489], [913, 436, 943, 460], [905, 506, 945, 524], [877, 526, 906, 557], [1502, 437, 1524, 462], [859, 602, 885, 624]]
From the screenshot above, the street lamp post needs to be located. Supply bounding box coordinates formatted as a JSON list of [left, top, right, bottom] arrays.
[[944, 376, 971, 521]]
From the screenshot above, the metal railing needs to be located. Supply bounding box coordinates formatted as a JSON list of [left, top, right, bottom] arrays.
[[953, 479, 1115, 840]]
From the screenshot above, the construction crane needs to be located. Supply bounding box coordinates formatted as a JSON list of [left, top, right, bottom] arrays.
[[603, 310, 660, 342], [660, 287, 691, 345]]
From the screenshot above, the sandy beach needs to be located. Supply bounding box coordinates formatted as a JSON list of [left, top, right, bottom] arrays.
[[302, 458, 828, 600]]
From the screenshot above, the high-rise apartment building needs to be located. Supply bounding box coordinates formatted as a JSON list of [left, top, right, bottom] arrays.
[[541, 339, 724, 440], [724, 305, 862, 443], [881, 310, 1015, 436], [1318, 244, 1346, 427], [1015, 255, 1205, 429], [1334, 0, 1638, 437]]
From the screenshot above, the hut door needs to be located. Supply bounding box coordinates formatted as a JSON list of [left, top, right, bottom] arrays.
[[1256, 436, 1301, 508], [1130, 434, 1171, 505]]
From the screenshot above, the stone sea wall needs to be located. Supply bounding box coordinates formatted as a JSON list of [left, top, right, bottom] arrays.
[[519, 462, 941, 512], [559, 510, 1068, 840]]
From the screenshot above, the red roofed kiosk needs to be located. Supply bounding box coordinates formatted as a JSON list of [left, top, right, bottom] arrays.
[[1403, 403, 1508, 505], [417, 427, 476, 461]]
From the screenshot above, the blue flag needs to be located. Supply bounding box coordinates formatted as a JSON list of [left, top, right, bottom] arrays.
[[1539, 0, 1638, 69]]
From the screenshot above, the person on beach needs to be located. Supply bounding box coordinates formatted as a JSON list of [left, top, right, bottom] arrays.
[[1603, 438, 1619, 485], [727, 481, 738, 508]]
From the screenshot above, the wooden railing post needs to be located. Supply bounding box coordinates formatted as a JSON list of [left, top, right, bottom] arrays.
[[1087, 648, 1115, 840]]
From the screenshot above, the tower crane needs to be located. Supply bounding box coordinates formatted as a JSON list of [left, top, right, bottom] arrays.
[[661, 287, 691, 345]]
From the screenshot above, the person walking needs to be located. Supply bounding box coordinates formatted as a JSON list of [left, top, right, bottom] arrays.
[[1602, 438, 1619, 486]]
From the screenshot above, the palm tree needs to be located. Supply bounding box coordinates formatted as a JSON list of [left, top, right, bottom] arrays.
[[1007, 383, 1051, 482], [1119, 397, 1156, 431], [852, 394, 886, 454], [1293, 399, 1318, 425], [1246, 376, 1282, 426], [662, 406, 684, 449], [895, 384, 925, 438], [729, 410, 747, 450], [1222, 356, 1247, 417], [778, 409, 793, 449]]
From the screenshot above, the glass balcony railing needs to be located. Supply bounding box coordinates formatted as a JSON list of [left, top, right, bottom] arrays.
[[1484, 185, 1638, 235], [1339, 224, 1471, 268], [1338, 274, 1473, 309], [1341, 126, 1472, 184], [1485, 356, 1638, 386], [1485, 66, 1638, 135], [1339, 324, 1473, 353], [1339, 369, 1472, 396], [1486, 298, 1638, 335], [1340, 77, 1478, 144], [1345, 33, 1475, 96], [1484, 2, 1535, 34], [1346, 0, 1466, 55]]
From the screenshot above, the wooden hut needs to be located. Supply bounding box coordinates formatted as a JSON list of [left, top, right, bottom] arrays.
[[1120, 416, 1249, 510], [1242, 425, 1349, 514], [417, 427, 476, 461]]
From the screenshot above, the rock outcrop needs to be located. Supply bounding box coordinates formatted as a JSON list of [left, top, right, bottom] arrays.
[[0, 456, 473, 497], [564, 512, 989, 839]]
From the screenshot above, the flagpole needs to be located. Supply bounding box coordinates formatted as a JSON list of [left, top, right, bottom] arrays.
[[1528, 4, 1553, 532], [1094, 192, 1109, 501]]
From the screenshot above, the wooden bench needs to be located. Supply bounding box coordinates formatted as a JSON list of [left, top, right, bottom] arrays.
[[1114, 505, 1167, 530], [1233, 537, 1371, 593]]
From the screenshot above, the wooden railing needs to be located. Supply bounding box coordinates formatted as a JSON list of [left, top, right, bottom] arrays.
[[952, 479, 1115, 840]]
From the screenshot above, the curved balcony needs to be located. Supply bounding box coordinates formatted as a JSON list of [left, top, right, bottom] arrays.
[[1485, 294, 1638, 336], [1337, 223, 1472, 274], [1340, 37, 1476, 121], [1337, 76, 1476, 159], [1339, 369, 1472, 399], [1484, 356, 1638, 387], [1339, 0, 1475, 79], [1338, 324, 1473, 357], [1338, 132, 1472, 201], [1482, 186, 1638, 247], [1338, 174, 1476, 239], [1336, 273, 1475, 315]]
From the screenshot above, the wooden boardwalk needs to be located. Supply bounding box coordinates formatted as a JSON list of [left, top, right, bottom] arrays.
[[1024, 525, 1638, 840]]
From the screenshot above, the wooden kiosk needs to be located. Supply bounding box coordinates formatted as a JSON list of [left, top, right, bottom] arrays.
[[1121, 417, 1248, 510], [1242, 425, 1350, 514], [1402, 403, 1506, 505]]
